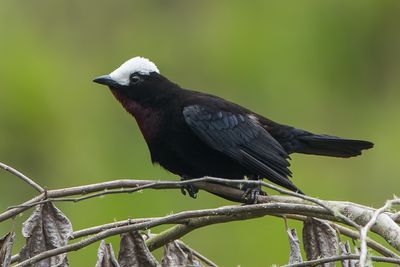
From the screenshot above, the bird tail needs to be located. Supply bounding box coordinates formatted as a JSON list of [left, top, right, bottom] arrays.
[[292, 132, 373, 158]]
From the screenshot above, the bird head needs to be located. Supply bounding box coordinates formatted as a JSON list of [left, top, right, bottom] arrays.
[[93, 56, 161, 93]]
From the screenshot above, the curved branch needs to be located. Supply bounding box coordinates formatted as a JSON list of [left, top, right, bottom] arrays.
[[0, 162, 44, 193]]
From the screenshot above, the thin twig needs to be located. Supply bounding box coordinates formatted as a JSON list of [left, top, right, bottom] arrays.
[[73, 218, 157, 239], [282, 254, 400, 267], [0, 162, 44, 193], [359, 198, 400, 266]]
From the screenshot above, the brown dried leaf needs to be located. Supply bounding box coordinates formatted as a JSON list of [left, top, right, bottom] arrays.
[[0, 232, 15, 267], [302, 218, 339, 267], [19, 202, 73, 267], [287, 228, 303, 264], [96, 241, 120, 267], [161, 241, 201, 267], [117, 231, 158, 267]]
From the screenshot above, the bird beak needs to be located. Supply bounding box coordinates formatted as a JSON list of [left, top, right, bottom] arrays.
[[93, 75, 119, 87]]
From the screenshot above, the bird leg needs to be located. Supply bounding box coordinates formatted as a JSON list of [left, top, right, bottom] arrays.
[[241, 176, 266, 204], [180, 175, 199, 199]]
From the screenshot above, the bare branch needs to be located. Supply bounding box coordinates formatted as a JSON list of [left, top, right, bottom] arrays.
[[0, 162, 44, 193], [282, 254, 400, 267], [13, 202, 333, 267], [359, 197, 400, 266], [14, 198, 400, 267], [2, 178, 399, 258], [67, 213, 400, 259], [73, 218, 156, 239], [11, 212, 399, 265], [1, 176, 398, 228], [0, 165, 398, 265], [145, 210, 270, 251], [1, 162, 399, 267], [0, 177, 357, 222]]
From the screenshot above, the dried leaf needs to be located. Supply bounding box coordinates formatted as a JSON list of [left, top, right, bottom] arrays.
[[287, 228, 303, 264], [117, 231, 158, 267], [0, 232, 15, 267], [161, 241, 201, 267], [302, 218, 339, 267], [339, 242, 350, 267], [177, 244, 202, 267], [19, 202, 73, 267], [96, 240, 120, 267]]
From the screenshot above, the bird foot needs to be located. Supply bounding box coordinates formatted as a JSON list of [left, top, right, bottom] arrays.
[[241, 185, 266, 204], [180, 176, 199, 199]]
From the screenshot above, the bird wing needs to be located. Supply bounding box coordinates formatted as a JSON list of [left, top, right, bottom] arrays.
[[183, 105, 296, 190]]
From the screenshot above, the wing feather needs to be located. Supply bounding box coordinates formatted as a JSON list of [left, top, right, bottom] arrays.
[[183, 105, 298, 191]]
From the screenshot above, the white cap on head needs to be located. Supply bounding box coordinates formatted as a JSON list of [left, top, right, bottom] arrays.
[[109, 57, 159, 85]]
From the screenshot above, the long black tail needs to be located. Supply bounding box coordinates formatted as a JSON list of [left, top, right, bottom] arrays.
[[291, 132, 374, 158]]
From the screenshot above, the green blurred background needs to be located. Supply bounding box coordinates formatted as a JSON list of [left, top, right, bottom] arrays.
[[1, 1, 399, 266]]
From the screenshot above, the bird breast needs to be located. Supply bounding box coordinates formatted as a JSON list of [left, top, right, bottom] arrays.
[[110, 89, 161, 141]]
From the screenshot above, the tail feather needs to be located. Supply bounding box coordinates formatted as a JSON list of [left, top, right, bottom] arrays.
[[294, 133, 374, 158]]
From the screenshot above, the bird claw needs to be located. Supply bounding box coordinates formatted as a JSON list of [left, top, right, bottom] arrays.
[[241, 185, 266, 204], [180, 177, 199, 199], [180, 184, 198, 198]]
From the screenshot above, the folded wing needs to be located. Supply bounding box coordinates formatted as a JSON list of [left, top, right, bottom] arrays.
[[183, 105, 302, 193]]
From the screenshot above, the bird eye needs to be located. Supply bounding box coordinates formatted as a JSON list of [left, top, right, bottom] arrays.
[[130, 75, 142, 84]]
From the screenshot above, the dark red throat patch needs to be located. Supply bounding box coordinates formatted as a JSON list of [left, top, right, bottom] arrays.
[[110, 89, 161, 141]]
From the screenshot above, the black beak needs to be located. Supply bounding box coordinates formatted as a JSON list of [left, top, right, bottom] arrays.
[[93, 75, 119, 87]]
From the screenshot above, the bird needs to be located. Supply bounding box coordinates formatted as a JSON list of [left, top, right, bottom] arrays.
[[93, 56, 373, 202]]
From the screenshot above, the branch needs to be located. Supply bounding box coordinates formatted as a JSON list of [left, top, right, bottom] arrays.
[[0, 162, 44, 193], [145, 211, 269, 251], [73, 218, 155, 239], [20, 210, 395, 259], [1, 162, 399, 266], [13, 202, 335, 267], [359, 197, 400, 266], [2, 177, 400, 254], [11, 211, 399, 265], [283, 254, 400, 267], [14, 199, 400, 267], [144, 212, 398, 258]]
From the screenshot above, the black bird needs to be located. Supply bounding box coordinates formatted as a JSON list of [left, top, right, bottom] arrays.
[[94, 57, 373, 201]]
